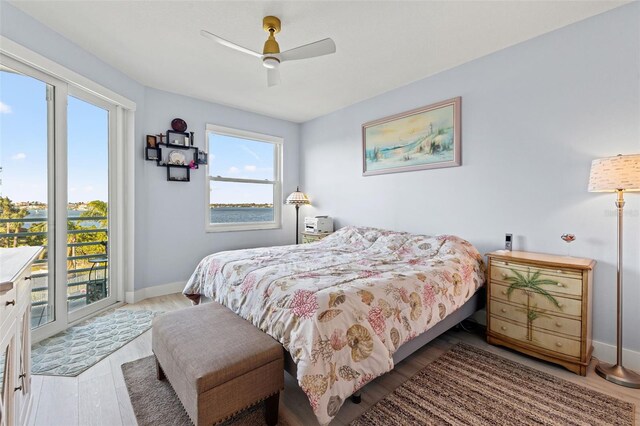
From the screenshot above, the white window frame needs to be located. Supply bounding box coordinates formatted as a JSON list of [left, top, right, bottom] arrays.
[[205, 124, 283, 232], [1, 37, 136, 341]]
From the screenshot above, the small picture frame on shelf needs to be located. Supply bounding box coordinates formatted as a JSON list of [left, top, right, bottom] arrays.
[[145, 146, 159, 161], [146, 134, 157, 148], [197, 150, 208, 165]]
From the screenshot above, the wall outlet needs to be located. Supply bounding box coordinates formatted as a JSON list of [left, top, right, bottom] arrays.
[[505, 233, 513, 251]]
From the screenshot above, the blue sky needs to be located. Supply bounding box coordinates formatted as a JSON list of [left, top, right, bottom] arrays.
[[208, 133, 275, 204], [1, 69, 108, 203]]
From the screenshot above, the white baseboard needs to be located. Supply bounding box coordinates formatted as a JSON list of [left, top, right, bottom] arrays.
[[125, 281, 185, 304], [593, 340, 640, 371]]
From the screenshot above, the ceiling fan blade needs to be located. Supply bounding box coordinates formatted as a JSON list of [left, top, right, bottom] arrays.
[[267, 67, 281, 87], [279, 38, 336, 62], [200, 30, 263, 58]]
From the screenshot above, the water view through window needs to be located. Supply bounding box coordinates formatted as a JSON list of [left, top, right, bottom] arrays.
[[208, 131, 279, 225]]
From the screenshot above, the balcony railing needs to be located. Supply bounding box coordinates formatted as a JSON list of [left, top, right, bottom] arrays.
[[0, 215, 108, 326]]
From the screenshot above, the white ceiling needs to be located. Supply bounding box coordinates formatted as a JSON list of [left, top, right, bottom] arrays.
[[10, 1, 627, 123]]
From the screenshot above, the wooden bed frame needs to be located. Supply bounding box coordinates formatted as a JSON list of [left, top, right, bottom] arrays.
[[282, 290, 485, 400]]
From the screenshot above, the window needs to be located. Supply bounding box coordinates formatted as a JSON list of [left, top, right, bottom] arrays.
[[206, 124, 282, 232]]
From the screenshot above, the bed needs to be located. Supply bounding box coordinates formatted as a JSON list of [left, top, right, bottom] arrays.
[[183, 226, 486, 425]]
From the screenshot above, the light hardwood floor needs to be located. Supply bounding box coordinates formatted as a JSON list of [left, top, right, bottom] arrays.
[[28, 293, 639, 426]]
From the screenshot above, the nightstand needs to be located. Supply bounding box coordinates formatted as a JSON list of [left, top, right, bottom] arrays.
[[486, 250, 595, 376], [301, 231, 332, 244]]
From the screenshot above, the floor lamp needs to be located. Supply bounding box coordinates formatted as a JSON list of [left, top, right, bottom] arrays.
[[285, 187, 310, 244], [588, 153, 640, 388]]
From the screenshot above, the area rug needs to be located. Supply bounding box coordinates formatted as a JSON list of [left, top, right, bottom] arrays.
[[121, 356, 285, 426], [351, 343, 635, 426], [32, 309, 160, 377]]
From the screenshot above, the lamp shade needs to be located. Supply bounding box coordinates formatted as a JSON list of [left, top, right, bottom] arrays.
[[588, 154, 640, 192], [286, 187, 310, 206]]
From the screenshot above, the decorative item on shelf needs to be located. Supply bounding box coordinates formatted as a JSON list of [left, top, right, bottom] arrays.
[[168, 150, 186, 165], [197, 150, 208, 165], [561, 233, 576, 256], [145, 135, 159, 161], [146, 135, 157, 148], [171, 118, 188, 132], [285, 187, 310, 245], [189, 160, 197, 169], [156, 133, 166, 144], [362, 97, 461, 176], [588, 153, 640, 388], [167, 130, 190, 147], [145, 147, 159, 161]]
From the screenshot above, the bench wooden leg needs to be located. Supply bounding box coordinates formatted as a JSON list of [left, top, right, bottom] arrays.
[[265, 393, 279, 426], [155, 356, 166, 381], [351, 392, 361, 404]]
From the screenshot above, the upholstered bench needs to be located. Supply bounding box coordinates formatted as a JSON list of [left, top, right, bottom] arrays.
[[152, 302, 284, 426]]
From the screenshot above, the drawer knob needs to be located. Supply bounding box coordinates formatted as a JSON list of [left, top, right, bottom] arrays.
[[557, 303, 564, 308], [556, 282, 564, 287], [555, 342, 563, 348], [556, 270, 563, 274], [24, 276, 32, 281], [501, 290, 507, 296], [500, 308, 507, 313], [555, 322, 562, 328], [501, 272, 508, 278], [500, 326, 507, 331], [5, 299, 16, 306]]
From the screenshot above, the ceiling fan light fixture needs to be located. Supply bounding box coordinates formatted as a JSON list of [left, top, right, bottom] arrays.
[[201, 15, 335, 87], [262, 57, 280, 69]]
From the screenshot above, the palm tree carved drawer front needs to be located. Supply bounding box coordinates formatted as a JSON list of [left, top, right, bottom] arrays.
[[486, 251, 595, 376]]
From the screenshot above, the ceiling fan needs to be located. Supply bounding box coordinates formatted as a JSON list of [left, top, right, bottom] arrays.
[[201, 16, 336, 87]]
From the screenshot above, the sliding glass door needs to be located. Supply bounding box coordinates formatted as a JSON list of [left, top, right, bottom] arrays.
[[1, 54, 118, 337], [66, 90, 116, 322], [0, 61, 56, 328]]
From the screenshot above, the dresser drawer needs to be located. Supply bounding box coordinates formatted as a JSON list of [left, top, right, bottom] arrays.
[[490, 299, 582, 338], [16, 268, 33, 303], [492, 260, 583, 279], [0, 285, 17, 329], [489, 316, 581, 358], [490, 282, 582, 317], [491, 263, 582, 297]]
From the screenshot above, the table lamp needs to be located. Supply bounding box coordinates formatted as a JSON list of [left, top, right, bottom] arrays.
[[588, 153, 640, 388], [285, 187, 310, 244]]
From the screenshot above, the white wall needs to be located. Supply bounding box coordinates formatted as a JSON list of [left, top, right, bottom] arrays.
[[137, 88, 300, 289], [301, 3, 640, 351]]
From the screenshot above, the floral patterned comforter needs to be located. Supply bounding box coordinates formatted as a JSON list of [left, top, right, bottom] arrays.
[[183, 226, 485, 425]]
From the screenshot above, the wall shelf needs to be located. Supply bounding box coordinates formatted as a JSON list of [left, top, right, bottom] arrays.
[[145, 131, 202, 182]]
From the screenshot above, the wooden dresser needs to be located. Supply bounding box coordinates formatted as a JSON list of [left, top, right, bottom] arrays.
[[1, 247, 43, 426], [301, 231, 333, 244], [486, 250, 595, 375]]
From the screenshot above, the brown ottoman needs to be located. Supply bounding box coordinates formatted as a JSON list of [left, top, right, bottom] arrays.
[[152, 302, 284, 426]]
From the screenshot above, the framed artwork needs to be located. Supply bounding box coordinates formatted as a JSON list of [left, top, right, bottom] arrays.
[[146, 134, 157, 148], [196, 150, 208, 165], [362, 97, 461, 176]]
